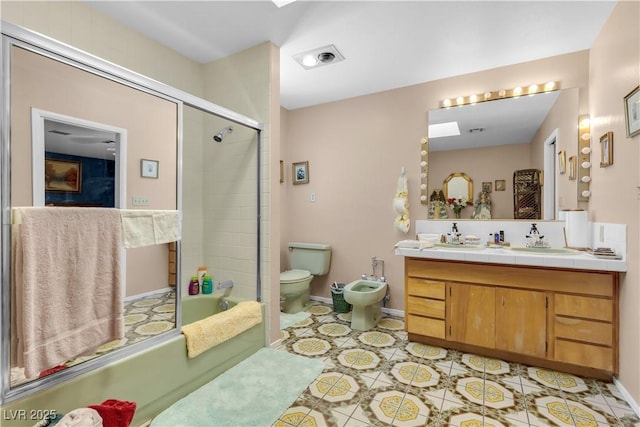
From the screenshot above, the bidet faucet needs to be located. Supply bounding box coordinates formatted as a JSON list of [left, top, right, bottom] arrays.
[[365, 256, 385, 282]]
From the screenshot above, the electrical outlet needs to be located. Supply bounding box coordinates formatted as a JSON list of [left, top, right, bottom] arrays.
[[310, 192, 317, 202], [132, 196, 149, 206]]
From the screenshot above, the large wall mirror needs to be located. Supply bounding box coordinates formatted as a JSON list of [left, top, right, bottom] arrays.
[[2, 34, 181, 401], [424, 87, 579, 219]]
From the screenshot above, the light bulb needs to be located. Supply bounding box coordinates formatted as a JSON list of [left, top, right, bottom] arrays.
[[581, 176, 591, 183], [581, 133, 591, 141], [484, 92, 492, 100], [513, 87, 523, 96], [498, 90, 506, 97], [442, 99, 451, 108], [420, 161, 427, 167], [581, 161, 591, 169], [469, 95, 478, 104], [420, 184, 427, 190], [528, 84, 539, 94], [581, 147, 591, 154], [581, 190, 591, 197], [421, 137, 428, 144], [545, 81, 556, 91], [301, 55, 318, 67], [421, 172, 426, 178], [456, 96, 464, 105], [421, 150, 427, 156], [420, 195, 427, 201]]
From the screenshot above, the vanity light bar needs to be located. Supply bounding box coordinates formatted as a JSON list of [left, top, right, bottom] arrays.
[[440, 81, 559, 108], [577, 114, 592, 202]]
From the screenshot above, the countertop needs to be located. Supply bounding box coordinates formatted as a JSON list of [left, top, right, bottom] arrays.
[[394, 246, 627, 272]]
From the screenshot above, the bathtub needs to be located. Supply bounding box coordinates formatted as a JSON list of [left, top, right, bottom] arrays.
[[0, 294, 265, 426]]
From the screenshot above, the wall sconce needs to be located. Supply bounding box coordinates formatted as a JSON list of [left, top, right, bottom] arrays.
[[440, 81, 559, 108], [577, 114, 591, 202], [419, 136, 429, 203]]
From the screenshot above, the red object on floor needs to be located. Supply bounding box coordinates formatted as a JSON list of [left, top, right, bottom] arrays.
[[39, 365, 67, 377], [88, 399, 137, 427]]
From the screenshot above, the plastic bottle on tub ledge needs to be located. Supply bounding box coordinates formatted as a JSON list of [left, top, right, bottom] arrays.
[[188, 276, 200, 295], [202, 274, 213, 294]]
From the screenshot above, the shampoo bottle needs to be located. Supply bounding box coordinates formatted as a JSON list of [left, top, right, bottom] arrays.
[[188, 276, 200, 295], [202, 274, 213, 294]]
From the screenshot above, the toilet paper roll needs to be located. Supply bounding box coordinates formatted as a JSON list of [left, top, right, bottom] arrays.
[[393, 197, 408, 214], [565, 210, 589, 248]]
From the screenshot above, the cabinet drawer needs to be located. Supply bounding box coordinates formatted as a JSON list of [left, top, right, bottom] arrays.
[[555, 339, 613, 371], [555, 316, 612, 346], [407, 314, 445, 339], [555, 294, 612, 322], [407, 278, 445, 299], [407, 296, 445, 319]]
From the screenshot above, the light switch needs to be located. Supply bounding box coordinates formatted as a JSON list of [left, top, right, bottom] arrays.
[[132, 196, 149, 206], [310, 192, 317, 202]]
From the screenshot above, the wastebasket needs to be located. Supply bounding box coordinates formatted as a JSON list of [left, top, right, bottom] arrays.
[[330, 282, 352, 313]]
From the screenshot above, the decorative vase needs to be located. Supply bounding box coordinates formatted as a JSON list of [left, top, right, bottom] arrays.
[[454, 210, 461, 219]]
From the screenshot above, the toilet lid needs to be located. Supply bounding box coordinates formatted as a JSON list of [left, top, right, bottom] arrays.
[[280, 269, 311, 283]]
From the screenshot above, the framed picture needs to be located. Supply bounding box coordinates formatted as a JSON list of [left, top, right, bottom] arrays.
[[600, 131, 613, 167], [495, 179, 506, 191], [141, 159, 159, 178], [482, 181, 492, 193], [568, 155, 577, 180], [45, 158, 82, 192], [292, 161, 309, 185], [280, 160, 284, 183], [558, 150, 566, 174], [624, 85, 640, 137]]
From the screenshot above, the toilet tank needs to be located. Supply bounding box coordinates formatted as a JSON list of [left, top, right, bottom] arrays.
[[289, 242, 332, 275]]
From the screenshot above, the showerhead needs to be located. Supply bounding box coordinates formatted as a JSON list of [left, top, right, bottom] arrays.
[[213, 126, 233, 142]]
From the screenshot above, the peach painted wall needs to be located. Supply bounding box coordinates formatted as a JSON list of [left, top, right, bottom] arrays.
[[430, 144, 531, 220], [588, 1, 640, 408], [283, 50, 590, 309]]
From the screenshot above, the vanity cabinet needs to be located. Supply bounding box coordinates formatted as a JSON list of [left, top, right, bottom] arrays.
[[404, 258, 619, 378]]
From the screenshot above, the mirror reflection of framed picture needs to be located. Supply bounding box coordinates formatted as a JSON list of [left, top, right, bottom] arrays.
[[482, 181, 492, 193], [292, 161, 309, 185], [568, 155, 577, 180], [558, 150, 566, 174], [600, 132, 613, 167], [494, 179, 505, 191]]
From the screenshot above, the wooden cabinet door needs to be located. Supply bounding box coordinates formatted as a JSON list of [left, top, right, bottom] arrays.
[[496, 288, 546, 358], [446, 283, 495, 348]]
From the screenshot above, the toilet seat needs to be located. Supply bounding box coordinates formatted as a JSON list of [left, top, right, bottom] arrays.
[[280, 269, 311, 283]]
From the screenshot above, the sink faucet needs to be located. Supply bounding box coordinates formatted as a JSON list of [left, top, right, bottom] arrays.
[[448, 222, 462, 244], [526, 223, 549, 247]]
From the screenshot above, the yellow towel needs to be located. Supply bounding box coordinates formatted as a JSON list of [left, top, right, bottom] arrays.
[[181, 301, 262, 358]]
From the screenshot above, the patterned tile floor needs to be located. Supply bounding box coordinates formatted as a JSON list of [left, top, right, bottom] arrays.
[[274, 302, 639, 427]]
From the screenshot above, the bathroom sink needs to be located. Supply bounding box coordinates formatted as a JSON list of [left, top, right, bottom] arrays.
[[433, 243, 485, 251], [509, 247, 581, 255]]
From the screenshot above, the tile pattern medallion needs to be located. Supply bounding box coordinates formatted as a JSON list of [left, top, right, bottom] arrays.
[[275, 301, 640, 427]]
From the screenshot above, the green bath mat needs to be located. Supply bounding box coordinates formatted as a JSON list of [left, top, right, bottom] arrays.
[[151, 347, 323, 427], [280, 311, 311, 329]]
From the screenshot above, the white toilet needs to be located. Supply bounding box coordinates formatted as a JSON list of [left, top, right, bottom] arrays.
[[280, 242, 332, 313], [343, 279, 388, 331]]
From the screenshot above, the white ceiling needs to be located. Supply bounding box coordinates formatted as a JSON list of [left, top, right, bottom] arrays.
[[84, 1, 617, 110]]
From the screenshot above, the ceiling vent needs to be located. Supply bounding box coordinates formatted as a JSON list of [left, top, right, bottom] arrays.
[[293, 45, 345, 70]]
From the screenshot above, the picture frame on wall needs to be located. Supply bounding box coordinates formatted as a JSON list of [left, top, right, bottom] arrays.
[[568, 155, 577, 180], [482, 181, 492, 193], [558, 150, 566, 174], [292, 161, 309, 185], [141, 159, 159, 178], [280, 160, 284, 183], [495, 179, 506, 191], [600, 132, 613, 167], [45, 158, 82, 192], [624, 85, 640, 137]]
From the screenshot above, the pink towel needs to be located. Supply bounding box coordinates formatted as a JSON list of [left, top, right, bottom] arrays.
[[15, 207, 124, 378]]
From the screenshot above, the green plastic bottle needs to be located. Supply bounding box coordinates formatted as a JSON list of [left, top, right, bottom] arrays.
[[202, 274, 213, 294]]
